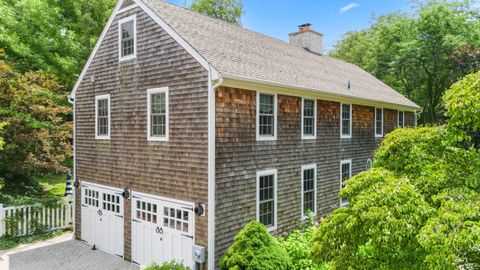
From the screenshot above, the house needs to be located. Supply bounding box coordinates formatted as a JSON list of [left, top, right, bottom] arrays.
[[69, 0, 421, 269]]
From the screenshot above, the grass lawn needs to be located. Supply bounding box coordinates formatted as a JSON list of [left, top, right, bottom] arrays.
[[37, 174, 66, 197]]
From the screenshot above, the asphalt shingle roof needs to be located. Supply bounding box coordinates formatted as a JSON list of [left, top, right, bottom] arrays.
[[142, 0, 421, 109]]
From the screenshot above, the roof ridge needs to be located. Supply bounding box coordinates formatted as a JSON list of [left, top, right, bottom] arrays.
[[152, 0, 330, 57]]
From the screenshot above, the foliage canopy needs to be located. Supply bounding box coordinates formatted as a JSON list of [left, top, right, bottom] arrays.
[[0, 59, 71, 195], [330, 1, 480, 123], [189, 0, 244, 26]]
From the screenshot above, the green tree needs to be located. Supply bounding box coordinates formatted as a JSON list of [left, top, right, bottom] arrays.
[[0, 59, 72, 195], [330, 1, 480, 123], [220, 221, 292, 270], [443, 71, 480, 148], [189, 0, 244, 26], [0, 0, 115, 88], [311, 169, 432, 269], [311, 125, 480, 269]]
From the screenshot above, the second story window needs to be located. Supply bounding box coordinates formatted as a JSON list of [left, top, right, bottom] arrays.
[[147, 87, 169, 141], [340, 103, 352, 138], [302, 98, 316, 139], [375, 108, 383, 137], [398, 111, 405, 128], [95, 94, 110, 140], [119, 15, 136, 61], [257, 92, 277, 141]]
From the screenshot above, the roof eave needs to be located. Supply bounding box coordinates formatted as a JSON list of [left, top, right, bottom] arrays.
[[219, 73, 422, 112]]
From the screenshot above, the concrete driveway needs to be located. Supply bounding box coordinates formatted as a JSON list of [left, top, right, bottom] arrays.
[[1, 233, 138, 270]]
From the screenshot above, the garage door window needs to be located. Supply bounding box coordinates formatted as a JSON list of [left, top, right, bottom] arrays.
[[103, 193, 121, 213], [136, 201, 157, 224], [163, 206, 189, 233], [84, 189, 99, 207]]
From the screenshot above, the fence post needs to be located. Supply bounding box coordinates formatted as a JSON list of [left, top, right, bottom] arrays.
[[0, 204, 4, 237]]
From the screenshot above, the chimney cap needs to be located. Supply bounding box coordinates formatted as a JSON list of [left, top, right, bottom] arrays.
[[298, 23, 312, 28]]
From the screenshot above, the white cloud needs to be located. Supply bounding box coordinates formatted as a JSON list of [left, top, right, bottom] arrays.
[[339, 3, 360, 14]]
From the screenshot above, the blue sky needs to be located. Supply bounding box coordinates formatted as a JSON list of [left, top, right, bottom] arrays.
[[167, 1, 416, 52]]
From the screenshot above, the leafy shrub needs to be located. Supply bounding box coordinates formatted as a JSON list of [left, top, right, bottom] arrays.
[[374, 126, 447, 179], [220, 221, 292, 270], [144, 260, 190, 270], [443, 71, 480, 148], [311, 169, 432, 269], [278, 225, 326, 270]]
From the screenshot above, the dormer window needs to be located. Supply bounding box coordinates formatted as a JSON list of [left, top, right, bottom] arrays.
[[119, 15, 136, 61]]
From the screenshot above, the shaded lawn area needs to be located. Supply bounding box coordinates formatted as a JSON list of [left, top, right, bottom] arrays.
[[36, 174, 66, 197]]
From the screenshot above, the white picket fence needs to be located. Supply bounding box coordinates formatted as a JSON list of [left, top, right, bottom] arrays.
[[0, 199, 73, 237]]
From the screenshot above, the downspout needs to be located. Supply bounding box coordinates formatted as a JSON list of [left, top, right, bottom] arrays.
[[207, 65, 223, 270], [67, 96, 76, 238]]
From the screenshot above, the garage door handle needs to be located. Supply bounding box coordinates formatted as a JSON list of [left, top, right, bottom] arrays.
[[182, 234, 194, 239]]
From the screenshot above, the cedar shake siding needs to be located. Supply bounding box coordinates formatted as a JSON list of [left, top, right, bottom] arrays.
[[214, 86, 407, 262], [74, 7, 209, 260]]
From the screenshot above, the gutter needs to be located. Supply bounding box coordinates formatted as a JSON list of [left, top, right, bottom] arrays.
[[221, 73, 422, 112], [207, 66, 223, 270]]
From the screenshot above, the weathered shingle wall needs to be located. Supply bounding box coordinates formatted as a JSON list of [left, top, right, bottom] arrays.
[[74, 7, 209, 260], [215, 86, 405, 262]]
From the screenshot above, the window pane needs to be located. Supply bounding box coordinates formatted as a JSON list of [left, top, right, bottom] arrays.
[[121, 21, 134, 57], [259, 94, 275, 136], [342, 104, 351, 135], [259, 174, 275, 227], [150, 92, 166, 137], [97, 98, 109, 136], [376, 108, 383, 135]]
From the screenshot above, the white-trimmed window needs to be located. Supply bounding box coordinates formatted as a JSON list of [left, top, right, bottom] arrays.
[[95, 94, 111, 139], [147, 87, 169, 141], [340, 159, 352, 207], [398, 111, 405, 128], [301, 164, 317, 219], [118, 15, 136, 61], [256, 92, 277, 141], [375, 107, 383, 137], [257, 169, 277, 231], [302, 98, 316, 139], [340, 103, 352, 138]]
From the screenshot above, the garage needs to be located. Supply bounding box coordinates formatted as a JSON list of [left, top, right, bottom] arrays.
[[80, 182, 124, 258], [131, 191, 195, 268]]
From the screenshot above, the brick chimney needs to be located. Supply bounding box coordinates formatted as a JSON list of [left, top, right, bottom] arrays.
[[288, 23, 323, 55]]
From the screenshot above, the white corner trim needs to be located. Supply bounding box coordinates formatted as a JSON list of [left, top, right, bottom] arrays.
[[207, 70, 219, 270], [70, 0, 219, 99], [301, 98, 317, 140], [340, 103, 352, 139], [340, 159, 352, 207], [95, 94, 111, 140], [147, 87, 169, 141], [301, 164, 317, 220], [375, 107, 384, 138], [118, 14, 137, 62], [69, 0, 123, 99], [256, 169, 278, 232], [256, 92, 277, 141]]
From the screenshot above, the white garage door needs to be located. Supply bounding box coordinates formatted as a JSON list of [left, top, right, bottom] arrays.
[[131, 192, 195, 268], [81, 182, 124, 258]]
